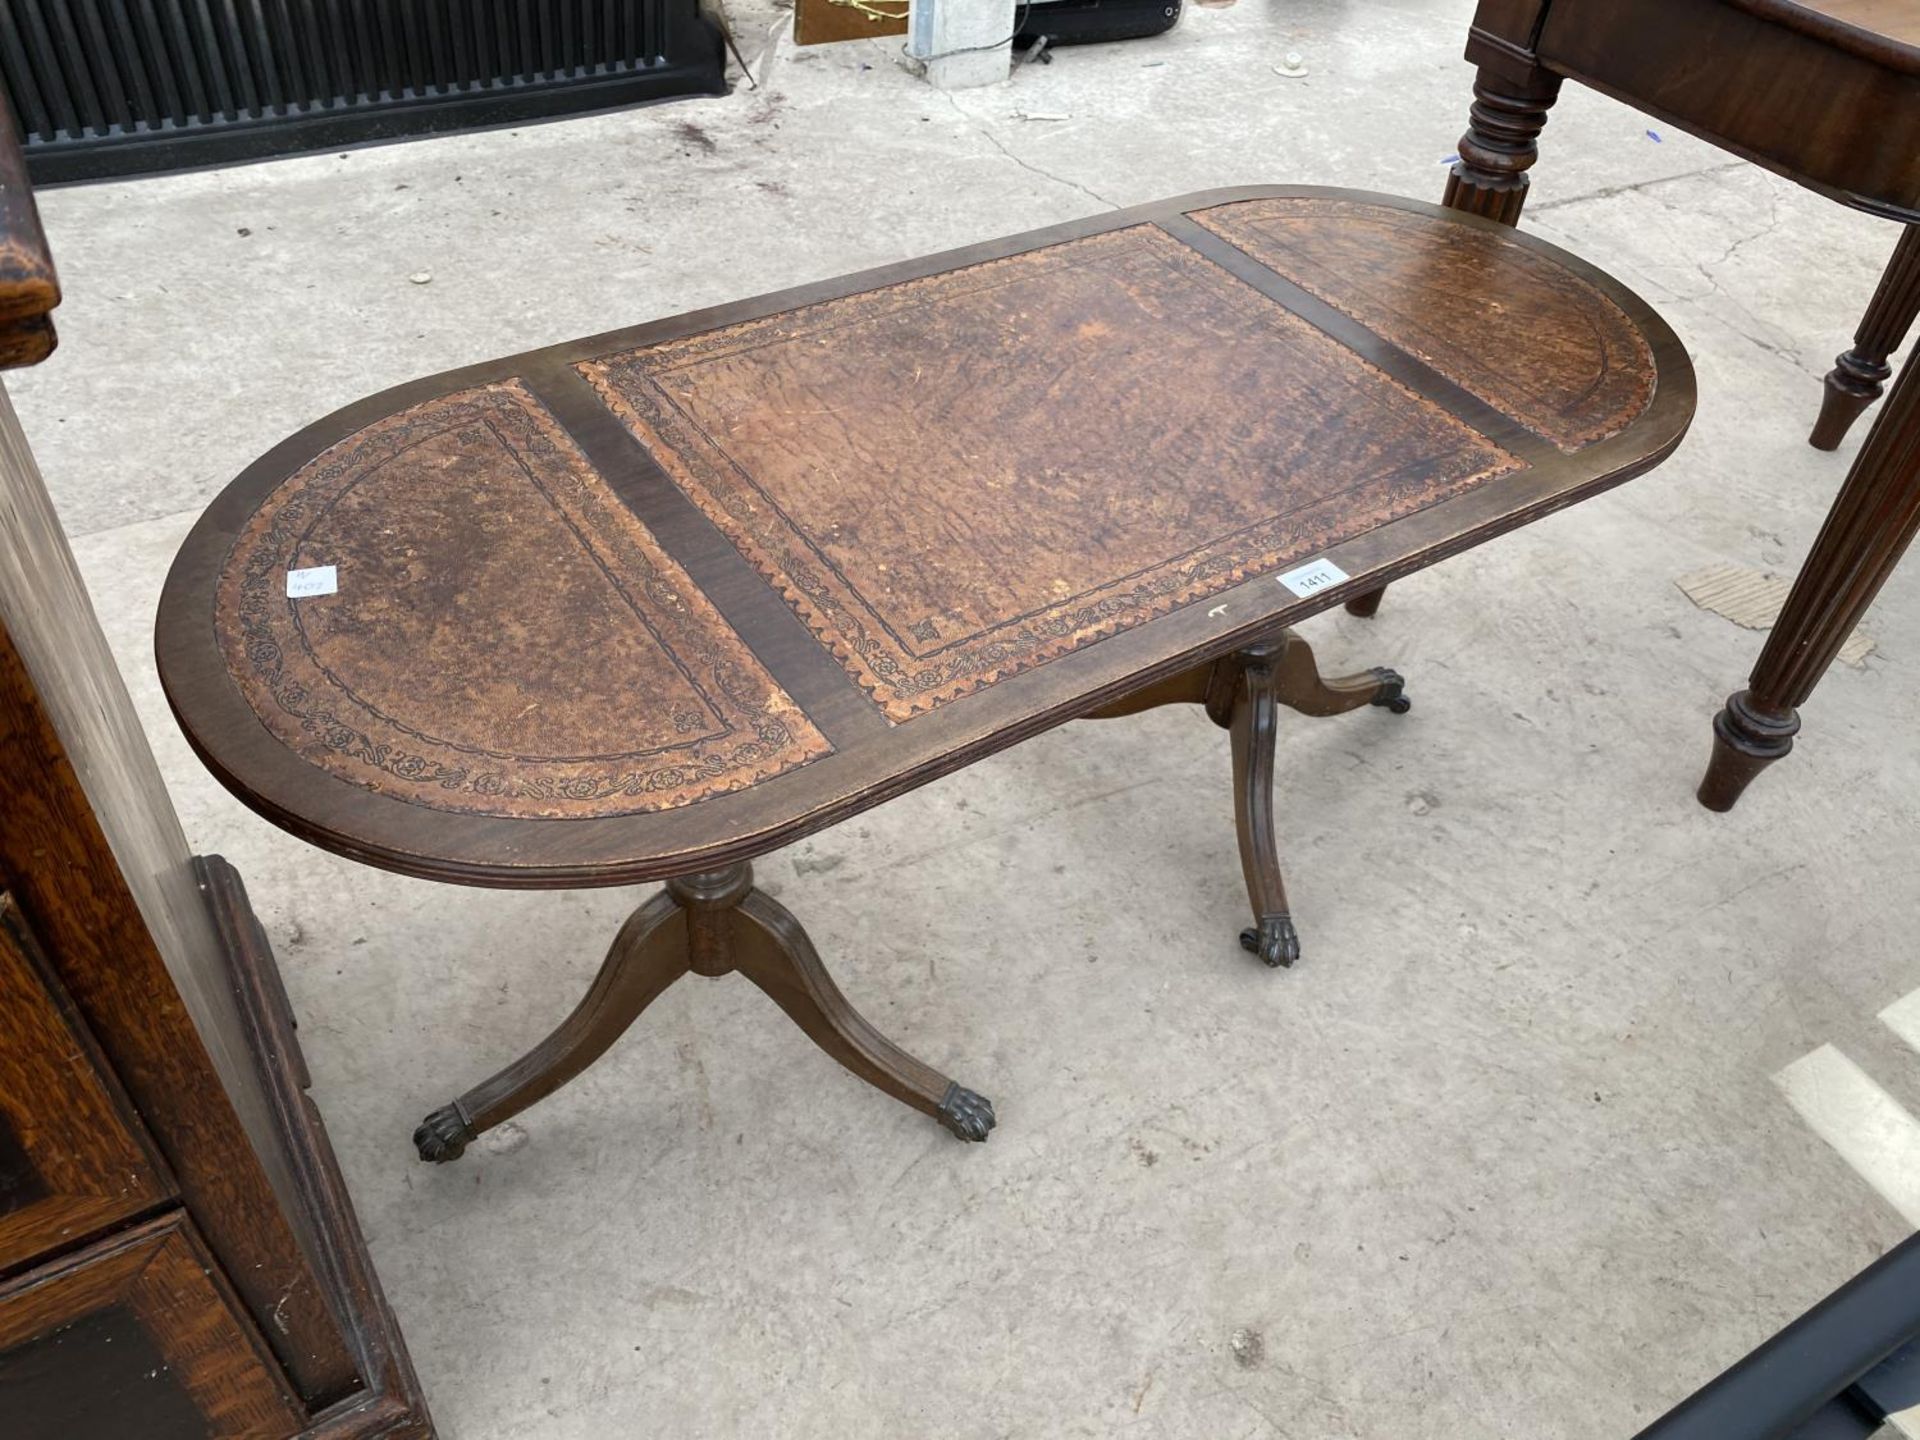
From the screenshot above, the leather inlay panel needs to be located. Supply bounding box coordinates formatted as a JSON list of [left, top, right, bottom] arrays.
[[216, 381, 832, 818], [1193, 197, 1656, 452], [581, 224, 1523, 721]]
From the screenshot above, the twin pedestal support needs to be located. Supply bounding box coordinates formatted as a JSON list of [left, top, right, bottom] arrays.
[[414, 626, 1407, 1162]]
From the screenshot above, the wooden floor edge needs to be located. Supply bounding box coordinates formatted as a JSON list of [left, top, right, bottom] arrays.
[[197, 854, 437, 1440]]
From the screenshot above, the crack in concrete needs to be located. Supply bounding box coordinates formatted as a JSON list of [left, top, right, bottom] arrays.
[[937, 91, 1120, 211], [1538, 162, 1830, 382], [1528, 158, 1752, 215], [1673, 186, 1830, 379]]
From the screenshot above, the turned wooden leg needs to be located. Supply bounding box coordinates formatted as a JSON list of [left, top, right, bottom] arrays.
[[1442, 63, 1564, 225], [732, 888, 993, 1140], [1700, 351, 1920, 810], [1811, 226, 1920, 451], [413, 864, 991, 1161]]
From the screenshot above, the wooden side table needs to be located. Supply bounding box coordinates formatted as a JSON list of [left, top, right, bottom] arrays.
[[1419, 0, 1920, 809], [155, 188, 1693, 1166]]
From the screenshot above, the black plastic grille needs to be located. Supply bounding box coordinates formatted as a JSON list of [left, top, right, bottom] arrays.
[[1, 1, 724, 183]]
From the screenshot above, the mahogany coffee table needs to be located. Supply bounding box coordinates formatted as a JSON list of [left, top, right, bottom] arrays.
[[156, 188, 1693, 1162]]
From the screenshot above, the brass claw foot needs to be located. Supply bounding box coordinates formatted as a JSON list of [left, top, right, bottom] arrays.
[[1368, 667, 1411, 713], [1240, 916, 1301, 968], [935, 1083, 996, 1142], [413, 1103, 476, 1164]]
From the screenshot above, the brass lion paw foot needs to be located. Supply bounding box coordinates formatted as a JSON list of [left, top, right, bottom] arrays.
[[413, 1103, 476, 1163], [1240, 916, 1301, 968], [935, 1083, 996, 1142], [1368, 668, 1411, 714]]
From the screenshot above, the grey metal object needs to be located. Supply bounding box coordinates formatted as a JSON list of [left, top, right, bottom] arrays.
[[1637, 1233, 1920, 1440]]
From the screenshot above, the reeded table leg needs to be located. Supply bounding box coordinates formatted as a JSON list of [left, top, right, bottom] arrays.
[[1700, 350, 1920, 810], [413, 863, 992, 1161], [1812, 226, 1920, 452], [1084, 627, 1408, 966]]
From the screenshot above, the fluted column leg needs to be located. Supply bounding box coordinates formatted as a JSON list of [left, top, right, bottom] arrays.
[[1811, 226, 1920, 451], [1701, 349, 1920, 809]]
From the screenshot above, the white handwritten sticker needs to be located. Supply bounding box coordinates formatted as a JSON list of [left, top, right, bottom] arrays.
[[1277, 557, 1349, 598], [286, 565, 338, 598]]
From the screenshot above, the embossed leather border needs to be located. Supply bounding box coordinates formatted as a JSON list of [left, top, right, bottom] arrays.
[[215, 380, 831, 819], [1194, 197, 1656, 453], [580, 227, 1523, 722]]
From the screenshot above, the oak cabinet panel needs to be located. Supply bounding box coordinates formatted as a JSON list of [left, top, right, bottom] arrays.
[[0, 894, 174, 1270], [0, 1214, 303, 1439]]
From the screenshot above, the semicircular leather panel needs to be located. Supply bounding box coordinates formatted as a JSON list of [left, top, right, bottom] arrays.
[[1193, 196, 1656, 453], [214, 380, 830, 819]]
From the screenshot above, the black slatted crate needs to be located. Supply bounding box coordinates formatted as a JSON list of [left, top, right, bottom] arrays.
[[1, 1, 726, 184]]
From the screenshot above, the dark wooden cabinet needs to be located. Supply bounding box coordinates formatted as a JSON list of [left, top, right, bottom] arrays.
[[0, 897, 172, 1263], [0, 112, 432, 1438], [0, 1216, 303, 1440]]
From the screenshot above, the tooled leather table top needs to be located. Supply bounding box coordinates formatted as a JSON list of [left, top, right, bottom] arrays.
[[157, 187, 1694, 886]]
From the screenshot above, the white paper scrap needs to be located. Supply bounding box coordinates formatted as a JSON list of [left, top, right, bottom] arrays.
[[286, 565, 338, 599]]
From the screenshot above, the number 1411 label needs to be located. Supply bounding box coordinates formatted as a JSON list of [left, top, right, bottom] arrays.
[[1277, 557, 1350, 598]]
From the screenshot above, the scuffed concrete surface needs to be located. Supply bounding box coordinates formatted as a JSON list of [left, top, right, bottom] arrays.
[[25, 0, 1920, 1433]]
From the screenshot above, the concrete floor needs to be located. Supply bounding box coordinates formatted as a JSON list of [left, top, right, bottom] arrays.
[[18, 1, 1920, 1434]]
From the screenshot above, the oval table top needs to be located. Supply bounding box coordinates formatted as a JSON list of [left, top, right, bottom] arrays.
[[157, 187, 1695, 888]]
